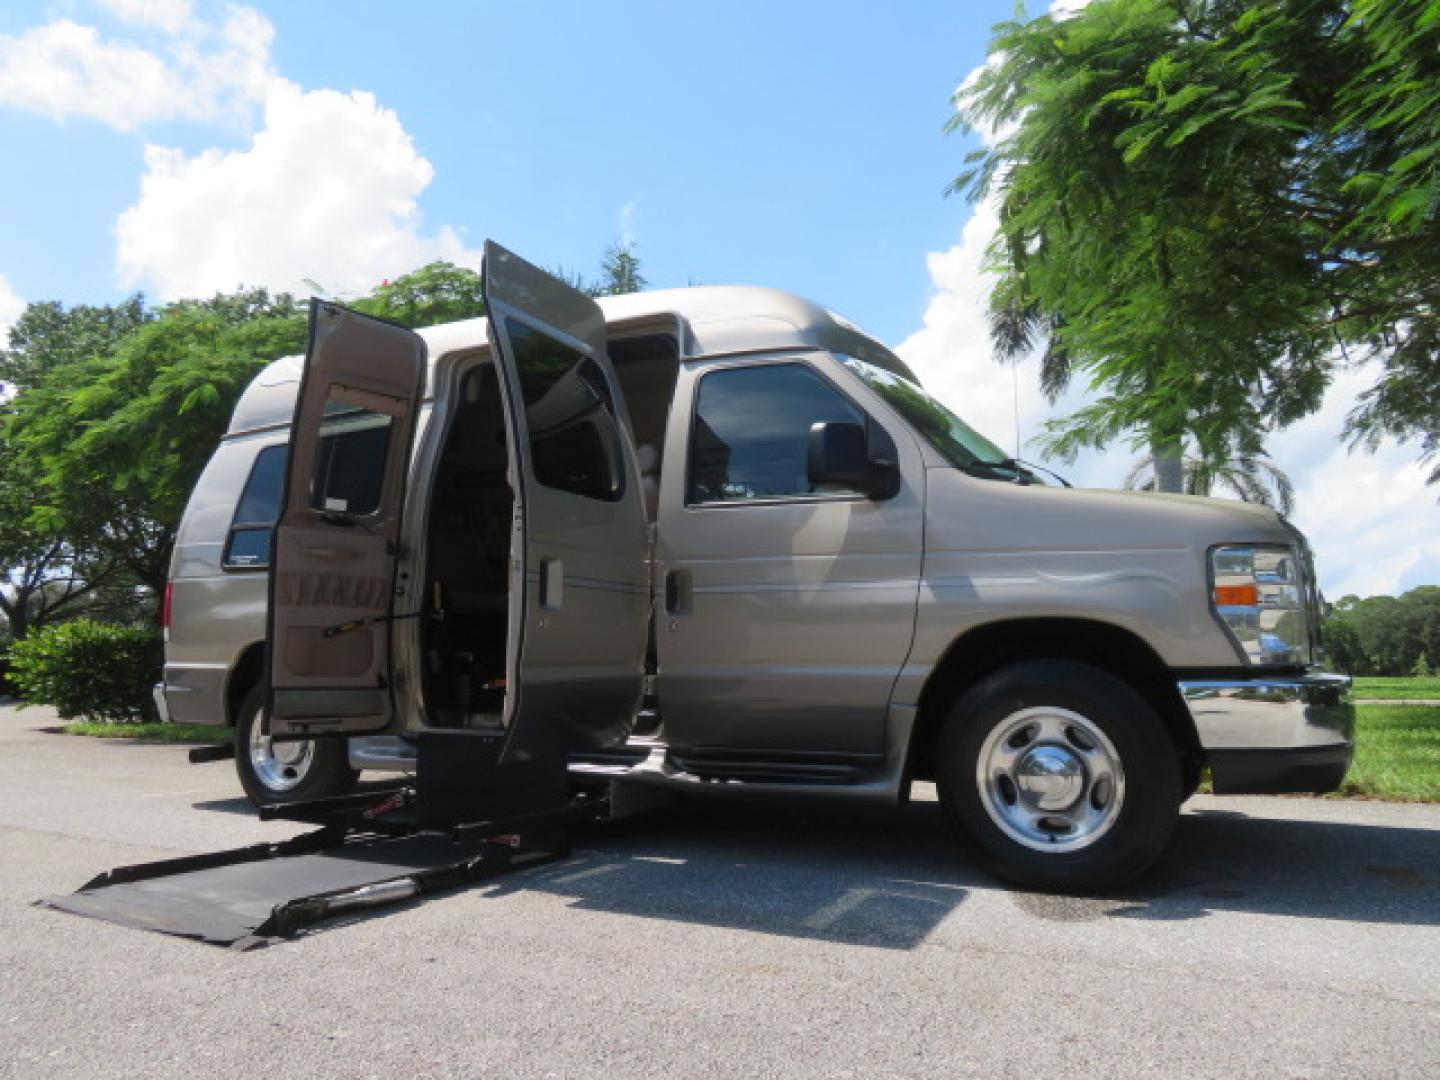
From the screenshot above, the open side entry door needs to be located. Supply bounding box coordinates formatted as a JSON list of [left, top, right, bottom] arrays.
[[266, 301, 426, 737], [482, 240, 650, 764]]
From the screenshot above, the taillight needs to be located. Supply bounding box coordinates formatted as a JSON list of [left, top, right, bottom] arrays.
[[161, 581, 173, 631]]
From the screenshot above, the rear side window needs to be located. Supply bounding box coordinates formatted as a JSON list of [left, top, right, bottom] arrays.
[[688, 363, 864, 503], [507, 317, 625, 501], [309, 391, 394, 516], [224, 445, 287, 568]]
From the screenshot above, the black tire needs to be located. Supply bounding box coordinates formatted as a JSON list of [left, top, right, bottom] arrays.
[[936, 659, 1181, 892], [233, 685, 359, 806], [1179, 754, 1204, 803]]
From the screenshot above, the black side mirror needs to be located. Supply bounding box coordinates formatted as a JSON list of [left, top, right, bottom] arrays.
[[807, 421, 900, 500]]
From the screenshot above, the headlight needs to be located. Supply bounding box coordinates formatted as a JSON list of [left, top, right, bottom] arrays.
[[1210, 544, 1312, 666]]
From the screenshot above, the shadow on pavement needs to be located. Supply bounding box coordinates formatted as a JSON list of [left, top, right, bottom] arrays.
[[488, 798, 973, 950], [488, 796, 1439, 947], [186, 787, 1438, 949]]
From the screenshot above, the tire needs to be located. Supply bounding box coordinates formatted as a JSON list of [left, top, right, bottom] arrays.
[[936, 659, 1181, 892], [233, 685, 359, 806]]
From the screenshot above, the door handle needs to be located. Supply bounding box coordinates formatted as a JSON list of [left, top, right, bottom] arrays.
[[539, 558, 563, 611], [664, 570, 692, 616]]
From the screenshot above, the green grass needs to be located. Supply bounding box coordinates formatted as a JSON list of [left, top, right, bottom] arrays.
[[1333, 704, 1440, 802], [1350, 676, 1440, 700], [61, 721, 228, 743]]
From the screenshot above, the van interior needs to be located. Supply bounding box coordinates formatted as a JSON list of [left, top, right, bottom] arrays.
[[419, 332, 680, 732]]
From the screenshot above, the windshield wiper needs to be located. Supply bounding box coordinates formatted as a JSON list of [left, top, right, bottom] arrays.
[[965, 457, 1073, 488], [998, 457, 1072, 488]]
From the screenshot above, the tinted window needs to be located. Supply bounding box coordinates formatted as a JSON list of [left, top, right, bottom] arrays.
[[310, 393, 393, 516], [224, 444, 287, 568], [688, 364, 864, 503], [507, 317, 624, 501]]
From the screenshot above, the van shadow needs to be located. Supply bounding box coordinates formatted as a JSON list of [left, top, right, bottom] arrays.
[[1024, 804, 1440, 927], [488, 798, 974, 950], [479, 796, 1439, 947]]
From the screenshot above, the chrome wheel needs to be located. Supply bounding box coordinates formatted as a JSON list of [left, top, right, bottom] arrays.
[[975, 705, 1126, 852], [248, 716, 316, 794]]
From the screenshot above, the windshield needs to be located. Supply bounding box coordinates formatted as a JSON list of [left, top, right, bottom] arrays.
[[837, 354, 1037, 482]]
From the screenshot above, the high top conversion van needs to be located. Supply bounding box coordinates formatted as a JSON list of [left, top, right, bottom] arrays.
[[160, 241, 1353, 889]]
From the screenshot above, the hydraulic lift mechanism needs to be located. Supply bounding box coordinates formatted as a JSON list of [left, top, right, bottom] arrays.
[[39, 733, 599, 950]]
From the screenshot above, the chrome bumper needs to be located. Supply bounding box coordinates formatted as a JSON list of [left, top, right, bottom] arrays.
[[1178, 673, 1354, 794]]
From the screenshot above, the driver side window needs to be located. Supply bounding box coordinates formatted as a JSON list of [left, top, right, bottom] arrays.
[[687, 363, 865, 504]]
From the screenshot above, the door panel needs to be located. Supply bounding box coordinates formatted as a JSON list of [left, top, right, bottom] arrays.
[[656, 356, 925, 756], [482, 241, 650, 761], [266, 302, 426, 737]]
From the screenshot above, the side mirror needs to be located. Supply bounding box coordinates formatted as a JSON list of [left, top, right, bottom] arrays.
[[807, 421, 900, 500]]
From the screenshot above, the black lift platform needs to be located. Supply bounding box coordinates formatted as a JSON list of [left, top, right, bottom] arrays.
[[39, 733, 599, 950]]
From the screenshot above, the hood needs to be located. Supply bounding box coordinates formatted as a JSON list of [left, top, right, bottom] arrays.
[[923, 467, 1293, 555]]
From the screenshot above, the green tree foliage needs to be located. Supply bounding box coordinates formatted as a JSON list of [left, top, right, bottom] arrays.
[[0, 294, 151, 393], [0, 440, 125, 643], [954, 0, 1440, 485], [7, 618, 162, 721], [350, 261, 487, 328], [0, 296, 147, 640], [1323, 586, 1440, 675], [6, 289, 306, 602]]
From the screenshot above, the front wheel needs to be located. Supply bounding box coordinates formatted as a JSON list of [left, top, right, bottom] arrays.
[[937, 660, 1181, 892], [234, 685, 358, 806]]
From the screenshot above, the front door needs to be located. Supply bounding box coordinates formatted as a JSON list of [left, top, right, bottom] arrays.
[[655, 355, 926, 757], [482, 241, 651, 761], [267, 302, 426, 737]]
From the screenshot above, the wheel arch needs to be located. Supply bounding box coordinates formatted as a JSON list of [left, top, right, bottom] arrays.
[[905, 617, 1200, 784], [224, 641, 267, 727]]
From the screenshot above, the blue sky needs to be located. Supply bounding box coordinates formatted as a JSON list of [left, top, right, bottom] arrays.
[[0, 0, 1435, 596], [0, 0, 997, 344]]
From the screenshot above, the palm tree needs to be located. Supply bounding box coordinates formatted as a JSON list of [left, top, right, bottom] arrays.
[[594, 240, 647, 296], [1123, 449, 1295, 515]]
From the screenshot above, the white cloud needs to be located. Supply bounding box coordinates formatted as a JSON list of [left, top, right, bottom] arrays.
[[618, 202, 637, 247], [0, 274, 24, 402], [115, 79, 477, 300], [98, 0, 195, 36], [1269, 367, 1440, 598], [0, 5, 272, 131], [0, 3, 481, 301], [894, 198, 1100, 472]]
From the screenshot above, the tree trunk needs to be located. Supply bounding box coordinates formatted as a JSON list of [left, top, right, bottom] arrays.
[[1152, 435, 1184, 494]]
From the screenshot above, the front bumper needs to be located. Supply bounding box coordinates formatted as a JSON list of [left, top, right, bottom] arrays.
[[1178, 672, 1354, 794]]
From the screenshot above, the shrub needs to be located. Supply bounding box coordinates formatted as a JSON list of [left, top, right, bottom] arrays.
[[6, 619, 163, 723]]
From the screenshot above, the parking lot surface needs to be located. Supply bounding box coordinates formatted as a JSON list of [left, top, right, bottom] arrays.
[[1, 704, 1437, 1078]]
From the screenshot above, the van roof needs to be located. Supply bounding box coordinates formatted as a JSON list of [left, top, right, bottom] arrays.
[[227, 284, 916, 436]]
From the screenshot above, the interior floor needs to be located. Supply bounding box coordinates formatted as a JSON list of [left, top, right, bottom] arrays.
[[422, 362, 512, 729]]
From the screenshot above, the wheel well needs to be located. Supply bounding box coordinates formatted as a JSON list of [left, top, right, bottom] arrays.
[[906, 618, 1200, 783], [225, 642, 266, 726]]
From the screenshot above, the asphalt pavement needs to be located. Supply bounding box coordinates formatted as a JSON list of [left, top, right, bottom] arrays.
[[1, 703, 1437, 1079]]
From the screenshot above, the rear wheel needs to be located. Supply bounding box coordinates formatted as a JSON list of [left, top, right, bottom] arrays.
[[234, 685, 358, 806], [937, 660, 1181, 892]]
